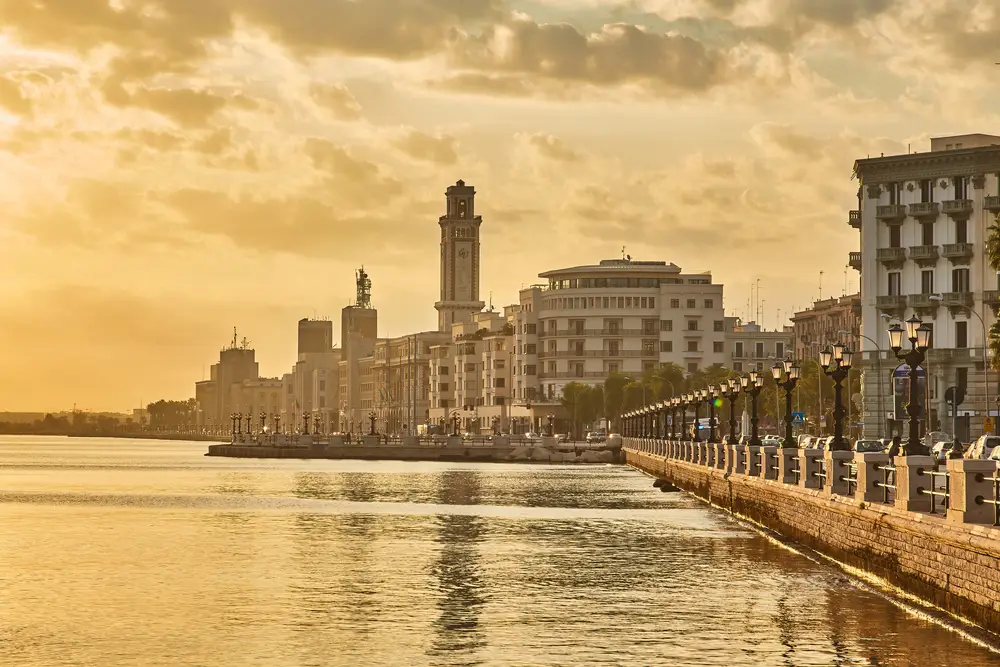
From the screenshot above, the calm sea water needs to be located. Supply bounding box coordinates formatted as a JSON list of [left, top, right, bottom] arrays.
[[0, 436, 997, 667]]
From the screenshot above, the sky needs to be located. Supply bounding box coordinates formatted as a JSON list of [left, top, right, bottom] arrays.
[[1, 0, 999, 412]]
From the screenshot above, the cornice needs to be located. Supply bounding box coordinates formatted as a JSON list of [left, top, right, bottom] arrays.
[[854, 148, 1000, 183]]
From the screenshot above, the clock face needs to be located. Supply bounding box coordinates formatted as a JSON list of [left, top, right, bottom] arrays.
[[458, 248, 469, 259]]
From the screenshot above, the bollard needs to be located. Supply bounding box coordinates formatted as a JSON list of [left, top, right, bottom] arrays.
[[799, 449, 824, 489], [893, 455, 935, 512], [824, 450, 855, 496], [706, 442, 716, 468], [854, 452, 890, 502], [760, 446, 778, 480], [946, 459, 999, 524], [745, 445, 761, 477], [715, 442, 726, 470], [777, 448, 800, 485], [729, 444, 746, 475]]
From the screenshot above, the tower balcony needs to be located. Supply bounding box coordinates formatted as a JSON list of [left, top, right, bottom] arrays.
[[908, 202, 940, 221], [908, 245, 939, 267], [985, 196, 1000, 214], [876, 205, 906, 223], [876, 247, 906, 268], [848, 251, 862, 272], [848, 210, 861, 229], [942, 199, 974, 220], [941, 243, 974, 265]]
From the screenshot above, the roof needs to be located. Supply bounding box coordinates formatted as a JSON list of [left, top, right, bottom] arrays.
[[538, 258, 683, 279]]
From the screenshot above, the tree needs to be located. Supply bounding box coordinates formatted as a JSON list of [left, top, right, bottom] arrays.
[[988, 215, 1000, 370]]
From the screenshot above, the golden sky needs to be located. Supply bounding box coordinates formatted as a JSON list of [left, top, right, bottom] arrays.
[[1, 0, 998, 412]]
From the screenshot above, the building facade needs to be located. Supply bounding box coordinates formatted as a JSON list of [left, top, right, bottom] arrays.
[[726, 321, 795, 373], [851, 134, 1000, 440], [790, 295, 862, 362], [435, 180, 486, 332]]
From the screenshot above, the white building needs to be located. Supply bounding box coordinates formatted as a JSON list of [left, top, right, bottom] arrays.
[[511, 258, 728, 406], [852, 133, 1000, 441], [726, 320, 794, 373]]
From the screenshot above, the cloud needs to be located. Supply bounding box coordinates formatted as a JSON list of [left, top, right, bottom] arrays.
[[391, 129, 459, 165], [0, 75, 31, 116], [309, 82, 362, 120], [523, 132, 581, 162]]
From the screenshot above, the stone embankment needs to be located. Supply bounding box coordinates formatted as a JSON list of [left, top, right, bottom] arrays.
[[624, 438, 1000, 636], [208, 434, 620, 464]]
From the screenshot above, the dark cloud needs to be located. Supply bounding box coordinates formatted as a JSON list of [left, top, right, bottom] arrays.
[[392, 130, 458, 165]]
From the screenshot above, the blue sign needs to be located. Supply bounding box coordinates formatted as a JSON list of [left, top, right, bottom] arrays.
[[791, 412, 805, 425]]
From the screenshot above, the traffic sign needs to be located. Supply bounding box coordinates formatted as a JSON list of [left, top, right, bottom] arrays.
[[985, 417, 994, 433], [791, 412, 805, 425]]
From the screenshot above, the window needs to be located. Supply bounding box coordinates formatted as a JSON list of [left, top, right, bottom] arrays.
[[921, 270, 934, 294], [713, 341, 724, 353], [755, 342, 764, 358], [670, 299, 680, 308], [495, 378, 505, 388], [888, 182, 901, 205], [734, 362, 743, 372], [956, 219, 968, 244], [525, 365, 536, 376], [439, 383, 449, 392], [957, 367, 969, 392], [704, 299, 714, 309], [602, 297, 610, 308], [660, 341, 673, 352], [775, 342, 785, 358], [642, 319, 658, 335], [956, 321, 968, 348], [714, 320, 724, 332], [921, 222, 933, 245], [494, 359, 505, 369], [643, 361, 656, 372], [440, 366, 450, 375], [954, 176, 967, 200], [649, 297, 655, 309], [617, 297, 625, 308], [687, 340, 698, 352], [890, 225, 901, 248], [920, 179, 934, 203], [687, 362, 699, 373], [525, 344, 536, 354], [625, 297, 632, 308], [686, 299, 696, 309], [687, 320, 698, 331], [640, 297, 647, 308], [888, 272, 901, 296], [643, 340, 657, 354], [953, 268, 970, 293], [735, 342, 744, 357], [661, 320, 673, 332], [606, 319, 621, 334]]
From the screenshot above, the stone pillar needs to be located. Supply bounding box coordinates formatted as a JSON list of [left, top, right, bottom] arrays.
[[745, 445, 761, 477], [328, 435, 346, 448], [729, 444, 745, 475], [855, 452, 890, 502], [947, 459, 999, 524], [446, 435, 464, 448], [824, 450, 856, 496], [402, 435, 420, 447], [761, 446, 778, 480], [777, 448, 799, 485], [715, 442, 726, 470], [362, 434, 379, 448], [706, 442, 716, 468], [893, 455, 935, 512], [799, 449, 824, 489]]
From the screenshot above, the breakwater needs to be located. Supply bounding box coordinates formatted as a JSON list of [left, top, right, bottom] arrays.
[[624, 438, 1000, 636], [208, 435, 620, 464]]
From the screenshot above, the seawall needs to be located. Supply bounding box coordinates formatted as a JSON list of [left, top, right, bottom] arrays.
[[626, 448, 1000, 636]]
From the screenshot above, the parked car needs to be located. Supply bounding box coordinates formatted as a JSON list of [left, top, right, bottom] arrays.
[[761, 435, 783, 446], [853, 439, 884, 453], [966, 435, 1000, 460], [586, 431, 607, 444], [987, 447, 1000, 462], [797, 434, 815, 447]]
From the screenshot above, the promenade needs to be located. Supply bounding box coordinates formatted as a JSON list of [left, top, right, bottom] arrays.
[[622, 430, 1000, 635]]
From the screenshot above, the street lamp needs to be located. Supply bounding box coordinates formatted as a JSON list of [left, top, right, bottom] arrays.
[[708, 385, 720, 444], [691, 390, 704, 443], [819, 343, 853, 451], [450, 410, 460, 437], [368, 410, 377, 436], [742, 372, 764, 447], [546, 413, 555, 437], [772, 359, 801, 448], [720, 379, 740, 442], [679, 395, 689, 440], [889, 315, 933, 455], [230, 412, 238, 438]]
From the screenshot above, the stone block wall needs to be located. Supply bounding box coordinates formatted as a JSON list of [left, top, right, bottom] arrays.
[[626, 449, 1000, 635]]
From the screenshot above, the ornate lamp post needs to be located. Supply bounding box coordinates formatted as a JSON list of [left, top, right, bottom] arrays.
[[236, 412, 243, 435], [889, 316, 933, 456], [450, 410, 460, 437], [741, 371, 764, 446], [302, 412, 310, 436], [707, 386, 720, 444], [666, 400, 675, 439], [691, 390, 704, 443], [771, 359, 801, 448], [230, 412, 238, 437], [720, 379, 740, 442], [259, 411, 267, 434], [274, 414, 281, 435], [819, 343, 853, 451], [679, 394, 689, 440], [546, 413, 555, 437], [368, 410, 377, 436]]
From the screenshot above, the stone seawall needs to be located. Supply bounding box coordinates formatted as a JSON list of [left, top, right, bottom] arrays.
[[207, 442, 618, 464], [626, 449, 1000, 636]]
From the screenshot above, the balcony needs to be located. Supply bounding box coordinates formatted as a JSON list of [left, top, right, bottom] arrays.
[[908, 202, 940, 220], [876, 247, 906, 268], [941, 243, 974, 265], [848, 251, 862, 272], [941, 292, 974, 309], [876, 295, 907, 313], [539, 328, 643, 337], [682, 349, 703, 358], [942, 199, 974, 220], [876, 204, 907, 223], [986, 196, 1000, 214], [908, 244, 938, 267], [848, 210, 861, 229], [908, 293, 939, 312], [985, 290, 1000, 313]]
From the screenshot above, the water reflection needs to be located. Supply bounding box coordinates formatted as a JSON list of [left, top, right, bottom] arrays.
[[428, 471, 487, 665]]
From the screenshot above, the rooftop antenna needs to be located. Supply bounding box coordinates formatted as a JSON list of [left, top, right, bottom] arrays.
[[819, 270, 824, 301], [843, 269, 847, 296], [489, 291, 494, 311], [356, 266, 372, 309], [621, 245, 626, 260], [231, 327, 238, 349]]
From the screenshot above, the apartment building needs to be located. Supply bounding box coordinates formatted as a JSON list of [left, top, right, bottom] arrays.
[[851, 133, 1000, 440], [726, 321, 795, 373], [791, 295, 861, 361]]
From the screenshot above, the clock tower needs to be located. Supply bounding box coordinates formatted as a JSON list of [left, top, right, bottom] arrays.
[[435, 180, 485, 332]]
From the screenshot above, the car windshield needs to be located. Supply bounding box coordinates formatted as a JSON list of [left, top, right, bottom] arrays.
[[855, 441, 882, 452]]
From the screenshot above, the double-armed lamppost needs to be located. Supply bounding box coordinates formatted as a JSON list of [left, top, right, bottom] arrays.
[[721, 379, 740, 442], [678, 395, 689, 440], [771, 359, 801, 448], [690, 390, 704, 443], [230, 412, 238, 437], [668, 399, 678, 439], [273, 414, 281, 435], [820, 343, 854, 451], [259, 411, 267, 434], [707, 385, 720, 444], [889, 315, 933, 456], [368, 410, 377, 436], [741, 371, 764, 446]]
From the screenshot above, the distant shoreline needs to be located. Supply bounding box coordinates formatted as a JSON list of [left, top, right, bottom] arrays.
[[66, 433, 229, 442]]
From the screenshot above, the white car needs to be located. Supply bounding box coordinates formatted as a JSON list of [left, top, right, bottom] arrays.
[[967, 435, 1000, 460]]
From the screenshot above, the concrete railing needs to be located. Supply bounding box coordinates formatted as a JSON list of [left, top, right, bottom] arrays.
[[623, 437, 1000, 526]]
